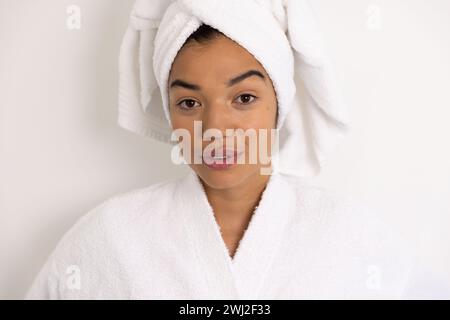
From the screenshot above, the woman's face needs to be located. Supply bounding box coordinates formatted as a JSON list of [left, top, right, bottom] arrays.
[[168, 35, 278, 190]]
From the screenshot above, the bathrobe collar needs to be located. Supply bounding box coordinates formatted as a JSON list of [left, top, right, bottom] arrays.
[[175, 169, 296, 299]]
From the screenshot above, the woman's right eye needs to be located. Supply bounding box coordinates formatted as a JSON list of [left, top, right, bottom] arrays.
[[177, 99, 200, 110]]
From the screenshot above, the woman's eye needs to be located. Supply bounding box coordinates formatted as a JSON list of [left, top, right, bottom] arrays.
[[177, 99, 199, 110], [236, 94, 257, 105]]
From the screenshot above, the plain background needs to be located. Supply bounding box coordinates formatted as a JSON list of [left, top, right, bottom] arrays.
[[1, 0, 449, 299]]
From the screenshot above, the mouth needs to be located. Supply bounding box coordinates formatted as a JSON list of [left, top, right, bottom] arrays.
[[202, 148, 244, 170]]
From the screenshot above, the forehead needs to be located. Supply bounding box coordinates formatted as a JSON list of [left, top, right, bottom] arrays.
[[169, 36, 268, 80]]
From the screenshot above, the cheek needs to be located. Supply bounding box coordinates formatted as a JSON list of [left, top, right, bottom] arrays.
[[171, 119, 202, 154], [242, 101, 277, 159], [170, 108, 191, 131], [239, 101, 277, 130]]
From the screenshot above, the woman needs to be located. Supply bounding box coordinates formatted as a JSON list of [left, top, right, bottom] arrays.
[[25, 0, 447, 299]]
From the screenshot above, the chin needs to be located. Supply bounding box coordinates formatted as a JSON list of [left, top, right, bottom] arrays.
[[191, 164, 252, 190]]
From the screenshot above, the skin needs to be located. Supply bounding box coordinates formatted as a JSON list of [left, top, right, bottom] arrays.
[[168, 35, 278, 259]]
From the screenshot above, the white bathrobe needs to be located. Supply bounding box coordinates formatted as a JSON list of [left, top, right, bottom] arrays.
[[25, 170, 449, 299]]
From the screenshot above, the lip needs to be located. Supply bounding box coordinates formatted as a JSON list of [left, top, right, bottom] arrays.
[[203, 148, 244, 170]]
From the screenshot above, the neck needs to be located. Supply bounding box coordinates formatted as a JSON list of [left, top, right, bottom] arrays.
[[201, 171, 271, 232]]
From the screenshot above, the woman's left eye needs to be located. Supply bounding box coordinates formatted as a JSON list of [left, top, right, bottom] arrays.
[[235, 94, 257, 105]]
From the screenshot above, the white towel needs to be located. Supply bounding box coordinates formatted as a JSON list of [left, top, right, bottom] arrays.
[[118, 0, 350, 177]]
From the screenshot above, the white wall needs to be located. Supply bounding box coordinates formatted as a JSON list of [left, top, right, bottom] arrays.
[[1, 0, 449, 299]]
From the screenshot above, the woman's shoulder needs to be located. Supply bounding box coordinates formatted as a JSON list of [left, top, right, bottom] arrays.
[[280, 175, 413, 257], [26, 178, 186, 299], [26, 174, 187, 299], [66, 174, 184, 236], [281, 173, 404, 242], [280, 174, 423, 297], [44, 175, 184, 264], [279, 173, 366, 220]]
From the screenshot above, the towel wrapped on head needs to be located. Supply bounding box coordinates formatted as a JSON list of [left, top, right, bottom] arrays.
[[118, 0, 350, 177]]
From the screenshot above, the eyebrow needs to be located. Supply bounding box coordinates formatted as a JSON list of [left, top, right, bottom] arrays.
[[169, 69, 266, 91]]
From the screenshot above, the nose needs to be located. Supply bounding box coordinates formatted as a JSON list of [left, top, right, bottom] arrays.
[[201, 100, 235, 139]]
